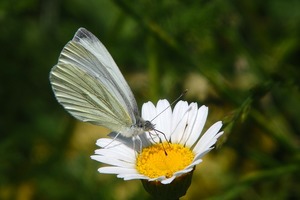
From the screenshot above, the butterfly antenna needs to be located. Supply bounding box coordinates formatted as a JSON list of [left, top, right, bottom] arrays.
[[150, 89, 188, 122]]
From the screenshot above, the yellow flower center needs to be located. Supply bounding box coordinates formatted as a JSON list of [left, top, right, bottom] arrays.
[[136, 142, 195, 178]]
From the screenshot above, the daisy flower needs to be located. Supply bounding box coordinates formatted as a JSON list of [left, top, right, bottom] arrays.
[[91, 99, 223, 199]]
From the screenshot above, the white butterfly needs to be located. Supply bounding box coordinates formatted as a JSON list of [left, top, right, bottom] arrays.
[[50, 28, 155, 140]]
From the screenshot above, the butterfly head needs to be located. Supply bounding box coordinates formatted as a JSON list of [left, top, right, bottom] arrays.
[[135, 117, 155, 132]]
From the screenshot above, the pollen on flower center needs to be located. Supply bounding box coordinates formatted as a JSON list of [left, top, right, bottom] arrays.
[[136, 142, 195, 179]]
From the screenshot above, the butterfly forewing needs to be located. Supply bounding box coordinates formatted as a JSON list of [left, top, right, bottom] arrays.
[[71, 28, 139, 119], [50, 28, 139, 132]]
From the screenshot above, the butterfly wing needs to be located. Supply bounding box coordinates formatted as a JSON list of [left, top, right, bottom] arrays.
[[50, 28, 139, 131]]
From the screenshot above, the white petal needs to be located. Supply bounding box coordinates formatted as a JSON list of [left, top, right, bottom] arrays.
[[142, 101, 156, 120], [96, 138, 134, 154], [142, 101, 161, 143], [174, 167, 193, 176], [93, 148, 135, 163], [96, 138, 135, 155], [96, 138, 122, 148], [142, 101, 156, 121], [170, 101, 189, 143], [108, 132, 152, 149], [117, 174, 149, 180], [196, 132, 223, 154], [153, 100, 172, 141], [193, 121, 223, 154], [193, 149, 213, 161], [160, 176, 176, 184], [179, 103, 198, 145], [149, 175, 166, 182], [91, 155, 135, 168], [186, 158, 202, 169], [185, 105, 208, 147], [98, 166, 137, 175]]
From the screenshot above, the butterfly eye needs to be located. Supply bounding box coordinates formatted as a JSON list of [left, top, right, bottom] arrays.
[[144, 120, 155, 131]]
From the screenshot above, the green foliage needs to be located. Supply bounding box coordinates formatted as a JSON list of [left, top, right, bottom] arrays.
[[1, 0, 300, 199]]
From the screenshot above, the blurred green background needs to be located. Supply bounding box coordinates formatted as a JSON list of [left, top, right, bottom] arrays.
[[1, 0, 300, 199]]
